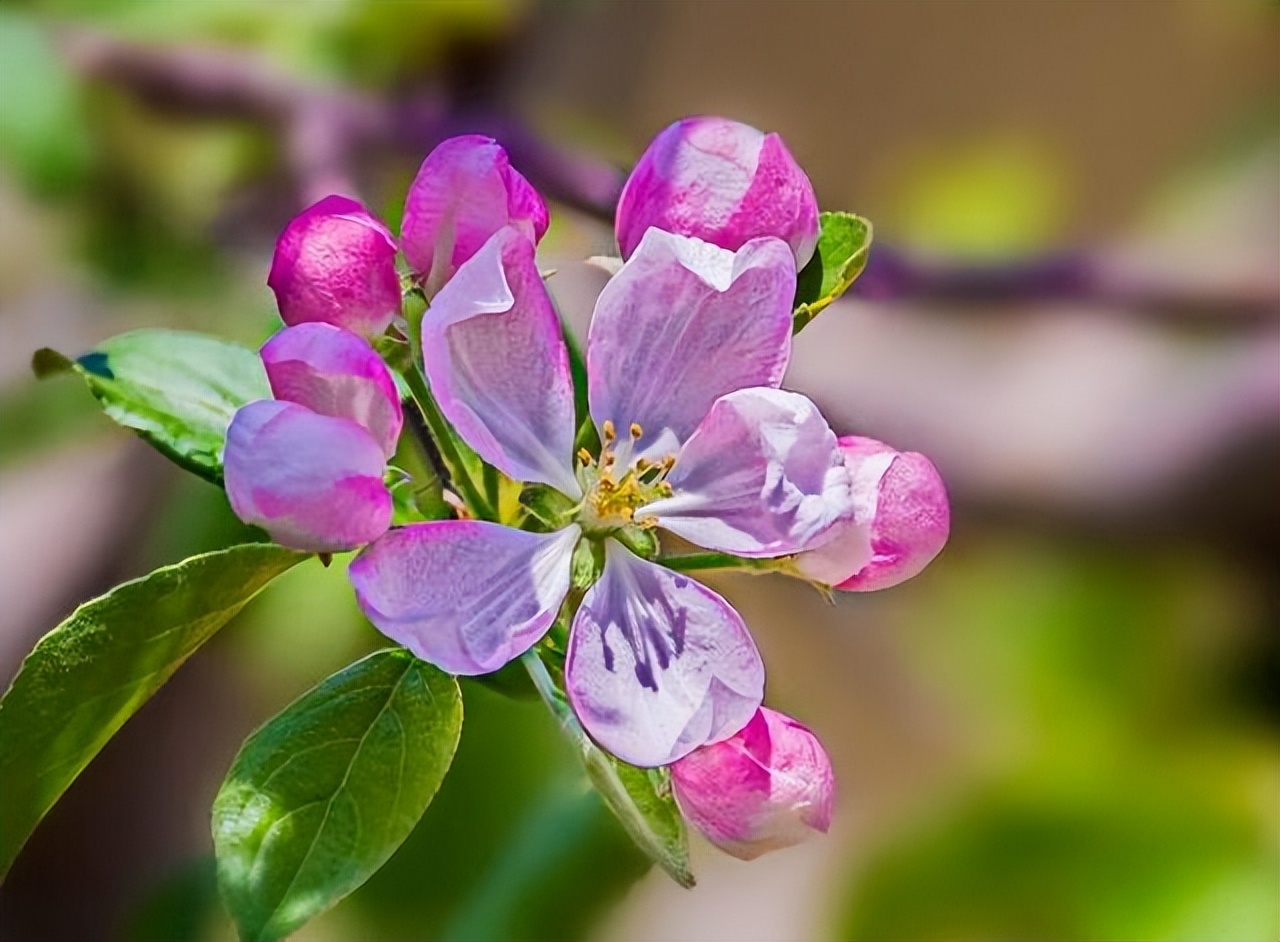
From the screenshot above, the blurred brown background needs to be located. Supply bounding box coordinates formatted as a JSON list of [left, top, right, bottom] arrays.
[[1, 1, 1277, 940]]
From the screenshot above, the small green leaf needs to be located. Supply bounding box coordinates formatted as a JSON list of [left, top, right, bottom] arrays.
[[35, 329, 270, 484], [522, 651, 694, 887], [0, 544, 307, 876], [213, 649, 463, 942], [793, 211, 874, 330]]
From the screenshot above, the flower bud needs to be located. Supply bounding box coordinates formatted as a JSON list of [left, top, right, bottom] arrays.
[[260, 323, 404, 459], [795, 436, 949, 591], [671, 707, 834, 860], [616, 116, 820, 268], [223, 400, 392, 553], [267, 195, 401, 339], [401, 135, 549, 295]]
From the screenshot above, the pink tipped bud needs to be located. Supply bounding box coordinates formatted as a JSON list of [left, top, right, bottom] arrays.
[[616, 116, 820, 268], [796, 436, 950, 592], [401, 135, 549, 295], [260, 323, 404, 459], [267, 195, 401, 339], [670, 707, 835, 861]]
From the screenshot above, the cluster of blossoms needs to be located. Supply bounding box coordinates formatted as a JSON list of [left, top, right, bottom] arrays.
[[223, 118, 949, 860]]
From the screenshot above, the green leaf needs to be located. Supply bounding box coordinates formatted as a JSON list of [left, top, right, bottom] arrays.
[[522, 651, 694, 888], [0, 544, 307, 877], [793, 211, 874, 330], [33, 329, 270, 484], [213, 649, 463, 942]]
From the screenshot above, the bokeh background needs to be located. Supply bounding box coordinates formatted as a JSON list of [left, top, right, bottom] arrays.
[[1, 1, 1277, 940]]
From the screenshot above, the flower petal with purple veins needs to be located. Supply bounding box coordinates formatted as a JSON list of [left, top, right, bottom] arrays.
[[261, 323, 404, 458], [795, 436, 950, 591], [565, 541, 764, 767], [423, 227, 579, 496], [267, 195, 401, 338], [224, 400, 392, 552], [636, 387, 852, 558], [616, 116, 820, 267], [671, 706, 835, 860], [401, 135, 549, 294], [350, 522, 579, 675], [587, 229, 795, 461]]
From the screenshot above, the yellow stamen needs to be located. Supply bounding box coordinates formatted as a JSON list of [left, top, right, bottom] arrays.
[[602, 420, 616, 442], [629, 422, 643, 440]]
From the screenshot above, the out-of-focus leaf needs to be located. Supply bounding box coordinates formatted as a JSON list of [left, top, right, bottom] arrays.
[[0, 544, 307, 877], [522, 650, 694, 888], [33, 329, 270, 485], [0, 10, 92, 193], [212, 648, 462, 942], [123, 856, 221, 942], [793, 212, 873, 330]]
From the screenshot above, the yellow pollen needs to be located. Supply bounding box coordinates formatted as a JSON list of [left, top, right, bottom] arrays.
[[602, 420, 616, 442], [629, 422, 643, 440], [577, 447, 593, 464]]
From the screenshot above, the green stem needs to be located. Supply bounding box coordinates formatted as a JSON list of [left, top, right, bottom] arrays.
[[657, 552, 778, 574], [483, 463, 501, 516], [400, 363, 495, 521]]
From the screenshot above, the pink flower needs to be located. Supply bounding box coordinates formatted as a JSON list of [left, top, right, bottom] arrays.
[[223, 323, 401, 552], [401, 135, 549, 296], [671, 707, 835, 860], [349, 225, 853, 767], [267, 195, 401, 339], [616, 116, 820, 269], [793, 436, 950, 591]]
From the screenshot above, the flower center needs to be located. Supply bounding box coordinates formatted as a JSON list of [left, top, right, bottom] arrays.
[[575, 420, 674, 537]]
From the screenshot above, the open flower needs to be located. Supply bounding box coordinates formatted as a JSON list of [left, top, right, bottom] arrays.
[[793, 436, 950, 591], [616, 116, 820, 268], [671, 706, 835, 860], [224, 323, 402, 552], [349, 225, 853, 767]]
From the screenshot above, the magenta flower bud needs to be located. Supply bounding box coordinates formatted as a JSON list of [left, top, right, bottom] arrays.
[[223, 400, 393, 553], [401, 135, 549, 295], [616, 116, 820, 268], [267, 195, 401, 339], [795, 436, 950, 591], [671, 707, 835, 860], [260, 323, 404, 459]]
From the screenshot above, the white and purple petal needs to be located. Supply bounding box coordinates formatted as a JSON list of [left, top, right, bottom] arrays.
[[637, 387, 852, 557], [401, 135, 549, 294], [260, 323, 403, 458], [349, 521, 579, 675], [795, 436, 950, 591], [223, 400, 392, 552], [422, 226, 579, 496], [586, 228, 796, 461], [565, 542, 764, 767]]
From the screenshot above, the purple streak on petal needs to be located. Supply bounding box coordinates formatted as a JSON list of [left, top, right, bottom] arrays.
[[587, 229, 795, 461], [267, 195, 401, 338], [637, 387, 852, 557], [349, 521, 579, 675], [401, 135, 549, 291], [260, 323, 404, 458], [223, 400, 391, 552], [671, 706, 835, 860], [565, 541, 764, 767], [422, 227, 579, 496], [817, 437, 950, 592], [616, 117, 819, 267]]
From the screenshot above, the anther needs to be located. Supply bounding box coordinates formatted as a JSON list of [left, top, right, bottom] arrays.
[[602, 420, 616, 442], [577, 447, 593, 464], [629, 422, 643, 440]]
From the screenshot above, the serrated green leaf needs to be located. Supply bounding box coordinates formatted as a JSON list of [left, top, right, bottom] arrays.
[[213, 649, 463, 942], [0, 544, 307, 876], [35, 329, 270, 484], [522, 651, 694, 887], [793, 212, 874, 331]]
